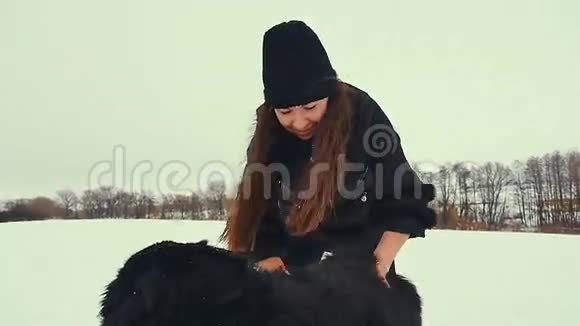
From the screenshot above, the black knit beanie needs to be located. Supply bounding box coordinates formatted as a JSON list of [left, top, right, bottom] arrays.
[[262, 20, 338, 109]]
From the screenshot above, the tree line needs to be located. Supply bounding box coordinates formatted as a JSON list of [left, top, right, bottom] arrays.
[[0, 180, 228, 222], [416, 148, 579, 233], [1, 148, 579, 234]]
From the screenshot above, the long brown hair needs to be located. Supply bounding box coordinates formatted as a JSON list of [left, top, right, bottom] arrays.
[[219, 81, 359, 252]]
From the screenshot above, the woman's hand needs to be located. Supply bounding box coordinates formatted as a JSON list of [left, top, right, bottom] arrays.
[[374, 255, 392, 287], [255, 256, 290, 274], [373, 230, 410, 287]]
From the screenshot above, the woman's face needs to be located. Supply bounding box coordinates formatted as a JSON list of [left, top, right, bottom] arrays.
[[273, 97, 328, 140]]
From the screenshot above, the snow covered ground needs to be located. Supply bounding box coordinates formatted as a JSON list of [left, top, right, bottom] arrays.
[[0, 219, 578, 326]]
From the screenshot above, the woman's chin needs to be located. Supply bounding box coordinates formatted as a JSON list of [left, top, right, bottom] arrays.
[[295, 133, 313, 140]]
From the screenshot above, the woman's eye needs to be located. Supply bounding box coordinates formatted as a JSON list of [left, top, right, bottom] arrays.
[[304, 106, 315, 110]]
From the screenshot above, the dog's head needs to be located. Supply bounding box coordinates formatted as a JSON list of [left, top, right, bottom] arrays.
[[98, 240, 271, 326]]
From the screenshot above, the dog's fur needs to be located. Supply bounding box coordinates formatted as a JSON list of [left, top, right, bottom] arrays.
[[98, 240, 422, 326]]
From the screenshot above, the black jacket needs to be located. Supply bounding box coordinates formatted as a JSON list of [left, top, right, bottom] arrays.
[[250, 83, 437, 267]]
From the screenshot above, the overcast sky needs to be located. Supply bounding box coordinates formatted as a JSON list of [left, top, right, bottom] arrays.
[[1, 1, 579, 200]]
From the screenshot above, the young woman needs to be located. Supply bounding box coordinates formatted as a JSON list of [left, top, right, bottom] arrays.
[[220, 20, 437, 285]]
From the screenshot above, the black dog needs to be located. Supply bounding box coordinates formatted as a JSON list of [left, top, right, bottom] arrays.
[[98, 240, 422, 326]]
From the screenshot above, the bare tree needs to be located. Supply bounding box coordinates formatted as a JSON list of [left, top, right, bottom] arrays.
[[551, 152, 566, 224], [452, 162, 473, 218], [434, 163, 457, 227], [127, 192, 138, 218], [565, 150, 580, 225], [526, 157, 546, 226], [511, 160, 532, 226], [115, 191, 132, 218], [134, 192, 145, 218], [27, 197, 63, 219], [475, 162, 513, 225], [174, 194, 190, 219], [56, 189, 78, 218], [2, 197, 61, 220], [206, 180, 226, 219], [145, 192, 156, 218], [134, 191, 154, 218], [190, 192, 204, 219], [160, 194, 175, 219], [95, 186, 117, 218], [81, 190, 98, 218]]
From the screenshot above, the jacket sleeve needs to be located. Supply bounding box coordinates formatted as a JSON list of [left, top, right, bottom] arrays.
[[360, 96, 437, 238], [244, 140, 290, 262], [250, 211, 291, 262]]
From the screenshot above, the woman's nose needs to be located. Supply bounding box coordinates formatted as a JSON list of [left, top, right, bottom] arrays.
[[290, 110, 310, 131], [291, 119, 310, 131]]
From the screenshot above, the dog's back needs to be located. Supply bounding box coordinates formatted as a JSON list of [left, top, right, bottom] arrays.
[[98, 240, 422, 326], [266, 254, 422, 326]]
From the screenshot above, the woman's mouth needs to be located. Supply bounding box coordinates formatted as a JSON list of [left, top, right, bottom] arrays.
[[295, 129, 313, 137]]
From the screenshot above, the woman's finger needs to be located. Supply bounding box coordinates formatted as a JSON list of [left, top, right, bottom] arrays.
[[279, 263, 291, 275], [383, 277, 391, 288]]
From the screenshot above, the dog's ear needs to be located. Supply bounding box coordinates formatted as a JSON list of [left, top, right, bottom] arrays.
[[193, 239, 209, 247], [99, 270, 161, 326]]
